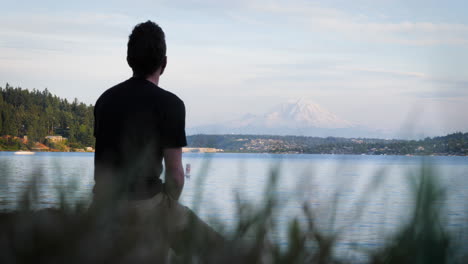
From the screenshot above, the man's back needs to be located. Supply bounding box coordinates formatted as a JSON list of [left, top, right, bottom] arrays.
[[90, 21, 223, 259], [93, 77, 186, 200]]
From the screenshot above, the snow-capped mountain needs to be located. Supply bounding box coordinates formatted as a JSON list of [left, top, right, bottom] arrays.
[[254, 99, 353, 129], [188, 99, 383, 138]]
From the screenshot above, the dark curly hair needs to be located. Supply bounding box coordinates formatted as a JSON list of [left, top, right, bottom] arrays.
[[127, 21, 166, 78]]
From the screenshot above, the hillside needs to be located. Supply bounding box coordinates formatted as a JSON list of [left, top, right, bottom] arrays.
[[187, 133, 468, 156], [0, 83, 94, 151]]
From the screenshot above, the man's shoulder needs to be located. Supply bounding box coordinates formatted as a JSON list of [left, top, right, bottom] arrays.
[[95, 79, 132, 107], [160, 88, 184, 106], [95, 78, 184, 110]]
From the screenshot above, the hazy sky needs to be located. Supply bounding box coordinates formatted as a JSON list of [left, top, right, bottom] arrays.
[[1, 0, 467, 136]]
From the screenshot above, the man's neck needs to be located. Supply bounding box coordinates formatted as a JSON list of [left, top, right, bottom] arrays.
[[145, 74, 160, 86]]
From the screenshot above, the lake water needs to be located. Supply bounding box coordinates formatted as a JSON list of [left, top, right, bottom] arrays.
[[1, 152, 467, 262]]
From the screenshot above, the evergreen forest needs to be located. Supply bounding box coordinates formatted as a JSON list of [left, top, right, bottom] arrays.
[[0, 83, 94, 151]]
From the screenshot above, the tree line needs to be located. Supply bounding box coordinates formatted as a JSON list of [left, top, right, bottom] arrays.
[[0, 83, 94, 150], [187, 133, 468, 156], [1, 83, 467, 155]]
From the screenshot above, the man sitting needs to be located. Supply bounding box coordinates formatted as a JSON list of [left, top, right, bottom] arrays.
[[92, 20, 222, 262]]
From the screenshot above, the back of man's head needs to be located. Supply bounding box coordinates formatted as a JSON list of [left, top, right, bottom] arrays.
[[127, 21, 166, 78]]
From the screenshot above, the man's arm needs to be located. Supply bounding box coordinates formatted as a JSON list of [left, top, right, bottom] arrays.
[[163, 148, 185, 200]]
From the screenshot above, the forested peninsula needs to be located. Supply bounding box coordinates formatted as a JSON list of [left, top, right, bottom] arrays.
[[0, 84, 93, 151], [1, 84, 467, 156]]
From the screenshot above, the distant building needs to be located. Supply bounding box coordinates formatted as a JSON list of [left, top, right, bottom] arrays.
[[182, 147, 224, 153], [45, 135, 67, 142], [351, 139, 364, 144]]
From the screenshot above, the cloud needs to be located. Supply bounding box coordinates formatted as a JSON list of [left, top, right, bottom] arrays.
[[0, 12, 133, 53], [1, 12, 133, 30], [405, 90, 468, 99], [242, 0, 468, 46], [401, 77, 468, 99], [337, 66, 427, 78]]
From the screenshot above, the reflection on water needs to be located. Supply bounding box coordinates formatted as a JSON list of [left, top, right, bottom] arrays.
[[1, 152, 467, 261], [0, 152, 94, 209]]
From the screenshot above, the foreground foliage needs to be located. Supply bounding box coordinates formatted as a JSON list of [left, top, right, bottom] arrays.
[[0, 164, 467, 263]]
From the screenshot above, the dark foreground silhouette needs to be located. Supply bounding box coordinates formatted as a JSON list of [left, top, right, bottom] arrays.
[[0, 166, 466, 264]]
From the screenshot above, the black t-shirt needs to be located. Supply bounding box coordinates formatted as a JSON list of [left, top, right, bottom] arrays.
[[93, 77, 187, 199]]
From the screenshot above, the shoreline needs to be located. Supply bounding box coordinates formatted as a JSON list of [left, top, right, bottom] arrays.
[[2, 150, 466, 157]]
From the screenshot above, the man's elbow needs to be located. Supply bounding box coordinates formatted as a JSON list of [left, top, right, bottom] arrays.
[[167, 167, 185, 187]]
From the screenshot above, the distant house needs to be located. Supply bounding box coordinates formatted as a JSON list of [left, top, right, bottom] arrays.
[[45, 136, 67, 142], [182, 147, 224, 153], [85, 147, 94, 152]]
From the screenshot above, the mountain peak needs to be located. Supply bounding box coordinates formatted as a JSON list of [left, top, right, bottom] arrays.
[[286, 98, 320, 109], [291, 98, 318, 105], [188, 99, 369, 137], [267, 99, 353, 129]]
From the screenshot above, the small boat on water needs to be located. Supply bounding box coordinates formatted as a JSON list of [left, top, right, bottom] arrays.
[[14, 151, 35, 155], [185, 163, 191, 179]]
